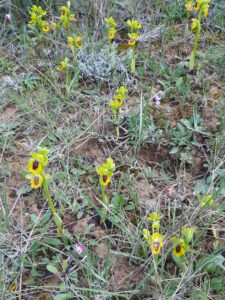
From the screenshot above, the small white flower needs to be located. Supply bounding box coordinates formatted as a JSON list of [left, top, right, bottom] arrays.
[[154, 94, 161, 105]]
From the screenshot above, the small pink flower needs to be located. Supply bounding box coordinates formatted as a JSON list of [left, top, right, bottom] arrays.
[[5, 14, 11, 21], [75, 243, 84, 254], [153, 94, 161, 106]]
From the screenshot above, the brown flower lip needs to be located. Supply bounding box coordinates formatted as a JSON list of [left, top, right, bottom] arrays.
[[34, 176, 40, 185], [153, 241, 160, 251], [176, 245, 181, 253], [103, 174, 108, 182], [33, 160, 39, 170]]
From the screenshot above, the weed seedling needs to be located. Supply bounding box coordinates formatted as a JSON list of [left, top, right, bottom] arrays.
[[25, 147, 63, 235], [109, 86, 128, 138], [186, 0, 211, 70], [126, 18, 142, 73]]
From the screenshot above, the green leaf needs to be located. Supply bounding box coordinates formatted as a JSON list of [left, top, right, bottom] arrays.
[[46, 264, 58, 274], [210, 277, 225, 291], [54, 294, 73, 300], [189, 52, 195, 71], [181, 227, 195, 244], [31, 266, 41, 277], [171, 237, 180, 243], [124, 203, 135, 211], [30, 213, 39, 224], [84, 223, 95, 235], [42, 237, 61, 247], [31, 241, 39, 259], [211, 254, 225, 268], [77, 210, 84, 219], [42, 212, 51, 223], [169, 147, 180, 155], [176, 77, 183, 89], [190, 290, 208, 300], [196, 254, 225, 274], [111, 193, 125, 207], [53, 213, 63, 228], [172, 253, 186, 270], [62, 260, 69, 272]]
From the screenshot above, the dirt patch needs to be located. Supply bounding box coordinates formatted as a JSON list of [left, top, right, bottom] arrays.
[[203, 110, 220, 131], [71, 139, 106, 165], [0, 104, 17, 122], [138, 144, 171, 166], [136, 179, 156, 207], [109, 256, 144, 288]]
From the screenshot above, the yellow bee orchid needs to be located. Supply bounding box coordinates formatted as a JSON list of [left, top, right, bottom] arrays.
[[59, 1, 77, 29], [126, 18, 142, 30], [191, 18, 200, 31], [116, 86, 128, 96], [30, 148, 49, 167], [25, 173, 43, 189], [108, 27, 116, 40], [185, 1, 193, 11], [128, 32, 139, 46], [67, 36, 83, 49], [147, 212, 160, 221], [96, 157, 115, 187], [28, 158, 43, 175], [143, 229, 164, 256], [171, 238, 190, 257], [202, 4, 209, 17], [57, 57, 69, 72], [40, 20, 49, 32], [30, 5, 46, 16], [105, 16, 117, 27]]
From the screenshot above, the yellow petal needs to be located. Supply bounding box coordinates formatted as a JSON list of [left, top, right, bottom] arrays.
[[173, 245, 185, 257], [31, 175, 43, 189], [185, 1, 193, 11], [28, 158, 43, 174]]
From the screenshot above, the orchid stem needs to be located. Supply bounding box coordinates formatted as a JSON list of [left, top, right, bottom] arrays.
[[66, 67, 70, 97], [153, 256, 163, 296], [42, 177, 63, 235], [190, 7, 203, 70], [131, 45, 135, 73], [101, 186, 107, 205]]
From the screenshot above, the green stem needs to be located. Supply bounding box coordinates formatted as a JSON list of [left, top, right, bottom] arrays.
[[68, 24, 71, 36], [108, 39, 112, 51], [190, 8, 203, 70], [116, 126, 119, 138], [73, 47, 79, 87], [43, 178, 56, 215], [42, 176, 63, 235], [101, 185, 107, 205], [117, 108, 122, 138], [131, 45, 135, 73], [153, 256, 163, 295], [113, 110, 119, 138], [66, 67, 70, 97]]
